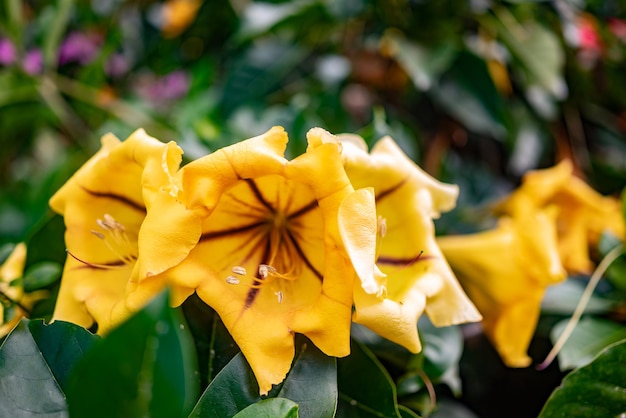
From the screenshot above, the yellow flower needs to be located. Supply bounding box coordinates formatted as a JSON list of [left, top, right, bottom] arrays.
[[49, 129, 183, 333], [337, 133, 482, 353], [0, 243, 46, 337], [160, 0, 202, 38], [496, 160, 625, 274], [137, 126, 377, 395], [437, 209, 567, 367]]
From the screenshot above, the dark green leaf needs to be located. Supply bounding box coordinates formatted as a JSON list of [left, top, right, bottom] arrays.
[[597, 233, 626, 292], [431, 52, 507, 139], [22, 262, 62, 292], [232, 398, 299, 418], [539, 339, 626, 417], [398, 405, 421, 418], [27, 319, 98, 390], [542, 279, 615, 315], [190, 335, 337, 418], [188, 353, 262, 418], [66, 291, 199, 418], [0, 319, 68, 418], [550, 317, 626, 370], [278, 336, 337, 418], [336, 339, 402, 418]]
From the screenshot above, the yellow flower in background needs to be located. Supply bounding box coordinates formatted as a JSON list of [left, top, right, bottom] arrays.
[[160, 0, 202, 38], [0, 244, 46, 337], [49, 129, 183, 334], [138, 126, 378, 395], [437, 208, 567, 367], [337, 133, 482, 353], [496, 159, 625, 274]]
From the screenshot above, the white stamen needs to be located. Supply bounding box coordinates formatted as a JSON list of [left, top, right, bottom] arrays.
[[90, 230, 105, 239], [232, 266, 247, 275], [378, 216, 387, 238], [226, 276, 240, 285], [276, 290, 283, 303]]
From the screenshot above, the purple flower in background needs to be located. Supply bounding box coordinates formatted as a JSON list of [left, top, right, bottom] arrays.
[[58, 32, 101, 65], [22, 49, 43, 75], [104, 53, 130, 78], [135, 70, 191, 107], [0, 38, 16, 65]]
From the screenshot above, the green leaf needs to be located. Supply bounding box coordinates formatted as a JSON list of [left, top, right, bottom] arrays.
[[431, 52, 507, 139], [542, 279, 615, 315], [27, 320, 99, 390], [232, 398, 299, 418], [550, 317, 626, 370], [383, 32, 456, 91], [336, 339, 403, 418], [277, 336, 337, 418], [190, 335, 337, 418], [597, 233, 626, 292], [398, 405, 421, 418], [66, 291, 199, 418], [539, 339, 626, 417], [22, 262, 62, 292], [189, 353, 262, 418], [0, 319, 69, 417]]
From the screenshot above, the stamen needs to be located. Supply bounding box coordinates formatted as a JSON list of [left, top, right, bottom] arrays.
[[232, 266, 247, 275], [377, 216, 387, 238], [275, 290, 283, 303], [226, 276, 240, 285], [66, 249, 126, 269], [90, 230, 105, 239]]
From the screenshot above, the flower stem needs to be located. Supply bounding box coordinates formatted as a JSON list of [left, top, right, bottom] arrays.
[[537, 245, 624, 370]]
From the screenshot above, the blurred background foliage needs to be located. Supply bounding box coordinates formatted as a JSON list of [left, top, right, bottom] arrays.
[[1, 0, 625, 417]]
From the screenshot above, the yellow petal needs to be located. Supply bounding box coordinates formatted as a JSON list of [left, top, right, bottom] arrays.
[[437, 209, 566, 367], [50, 129, 183, 332], [0, 243, 26, 283], [340, 133, 481, 352]]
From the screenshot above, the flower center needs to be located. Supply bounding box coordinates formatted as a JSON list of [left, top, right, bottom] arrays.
[[199, 175, 324, 307]]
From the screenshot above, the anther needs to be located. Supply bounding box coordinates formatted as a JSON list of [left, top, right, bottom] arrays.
[[232, 266, 247, 276], [226, 276, 240, 285], [377, 216, 387, 238], [90, 230, 105, 239], [275, 290, 283, 303]]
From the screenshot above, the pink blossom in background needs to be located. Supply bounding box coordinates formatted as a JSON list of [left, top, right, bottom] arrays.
[[608, 18, 626, 42], [58, 31, 102, 65], [0, 38, 16, 65], [104, 53, 130, 78], [134, 70, 190, 106], [22, 49, 43, 75], [577, 15, 602, 52]]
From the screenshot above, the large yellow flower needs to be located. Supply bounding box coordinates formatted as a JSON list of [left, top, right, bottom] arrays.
[[337, 133, 482, 353], [496, 160, 625, 274], [0, 243, 46, 337], [49, 129, 183, 333], [136, 126, 378, 395], [437, 209, 567, 367]]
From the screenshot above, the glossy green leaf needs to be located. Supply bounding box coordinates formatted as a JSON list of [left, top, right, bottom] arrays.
[[189, 353, 262, 418], [190, 336, 337, 418], [336, 339, 402, 418], [22, 262, 62, 292], [0, 319, 68, 418], [539, 339, 626, 417], [550, 317, 626, 370], [431, 52, 507, 139], [542, 279, 615, 315], [66, 291, 199, 418], [598, 233, 626, 292], [27, 319, 98, 390], [277, 337, 338, 418], [232, 398, 299, 418]]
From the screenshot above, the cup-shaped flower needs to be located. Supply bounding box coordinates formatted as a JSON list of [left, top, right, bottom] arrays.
[[137, 126, 378, 395], [49, 129, 183, 333], [337, 133, 482, 353], [496, 160, 625, 274], [0, 243, 46, 337], [437, 208, 567, 367]]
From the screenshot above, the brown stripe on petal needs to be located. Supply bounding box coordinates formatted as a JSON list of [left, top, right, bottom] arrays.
[[244, 238, 272, 309], [200, 221, 266, 241], [377, 251, 433, 267], [245, 179, 275, 213], [287, 230, 323, 281], [375, 178, 408, 202], [80, 185, 146, 213], [288, 200, 318, 219]]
